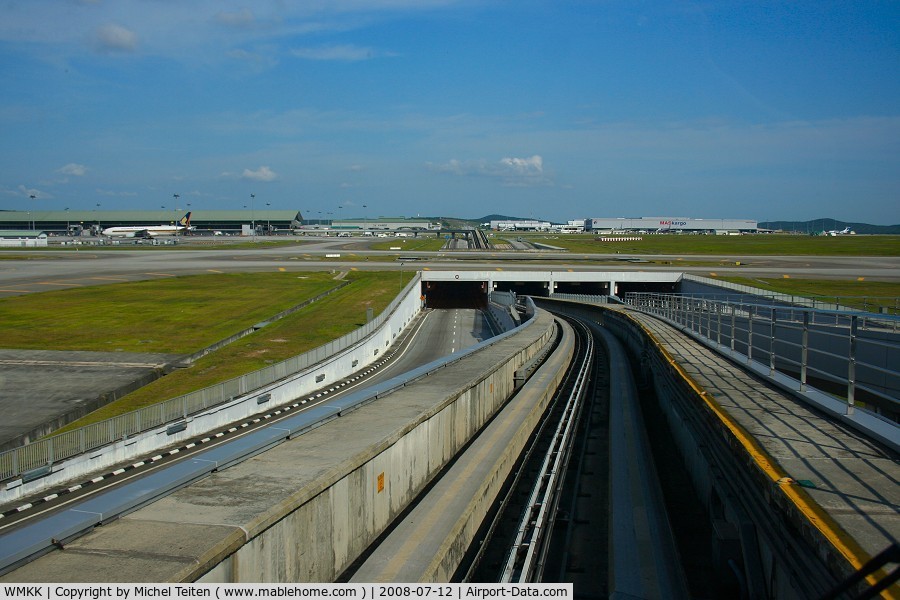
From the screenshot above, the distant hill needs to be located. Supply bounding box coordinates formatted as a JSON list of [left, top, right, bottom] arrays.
[[759, 219, 900, 235], [475, 214, 529, 223], [426, 215, 532, 228]]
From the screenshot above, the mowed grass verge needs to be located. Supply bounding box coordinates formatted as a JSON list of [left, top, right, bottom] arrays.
[[515, 234, 900, 256], [53, 271, 415, 431], [368, 237, 448, 251], [714, 277, 900, 312], [0, 272, 344, 354]]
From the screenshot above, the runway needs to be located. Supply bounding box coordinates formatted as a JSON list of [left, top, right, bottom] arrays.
[[1, 244, 898, 298]]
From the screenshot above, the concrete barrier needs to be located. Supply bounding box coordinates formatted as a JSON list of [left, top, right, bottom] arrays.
[[2, 310, 558, 583], [1, 278, 423, 503]]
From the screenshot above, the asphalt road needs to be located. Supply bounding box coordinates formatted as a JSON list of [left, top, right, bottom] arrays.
[[2, 240, 899, 299], [0, 308, 491, 531]]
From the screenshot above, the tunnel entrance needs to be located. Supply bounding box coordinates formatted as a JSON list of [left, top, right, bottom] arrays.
[[554, 280, 610, 295], [492, 281, 549, 297], [422, 280, 488, 309], [614, 281, 678, 297]]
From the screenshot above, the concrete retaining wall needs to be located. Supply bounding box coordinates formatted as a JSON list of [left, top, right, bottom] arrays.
[[196, 310, 557, 582], [1, 278, 424, 503]]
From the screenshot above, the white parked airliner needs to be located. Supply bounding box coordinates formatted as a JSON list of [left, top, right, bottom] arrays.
[[102, 212, 194, 238]]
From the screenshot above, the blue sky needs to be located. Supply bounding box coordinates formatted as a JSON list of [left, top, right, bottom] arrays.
[[1, 1, 898, 224]]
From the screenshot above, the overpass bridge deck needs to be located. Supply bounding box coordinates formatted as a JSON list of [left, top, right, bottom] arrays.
[[613, 305, 899, 590]]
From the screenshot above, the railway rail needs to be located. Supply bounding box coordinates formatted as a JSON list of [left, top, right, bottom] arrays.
[[350, 306, 684, 596], [462, 309, 683, 594]]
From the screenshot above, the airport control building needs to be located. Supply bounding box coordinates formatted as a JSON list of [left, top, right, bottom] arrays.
[[585, 217, 758, 234]]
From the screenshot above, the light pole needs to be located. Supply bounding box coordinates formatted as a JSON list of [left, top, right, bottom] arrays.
[[29, 194, 36, 231], [250, 194, 255, 238], [173, 194, 180, 224], [266, 202, 271, 234]]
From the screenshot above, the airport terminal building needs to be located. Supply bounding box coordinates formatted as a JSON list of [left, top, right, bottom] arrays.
[[0, 210, 304, 235], [585, 217, 758, 234]]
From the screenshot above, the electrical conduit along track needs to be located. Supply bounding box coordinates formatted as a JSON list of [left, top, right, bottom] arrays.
[[466, 304, 687, 597], [499, 316, 594, 583]]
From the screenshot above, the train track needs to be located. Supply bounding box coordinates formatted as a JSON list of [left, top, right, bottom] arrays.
[[461, 308, 685, 596]]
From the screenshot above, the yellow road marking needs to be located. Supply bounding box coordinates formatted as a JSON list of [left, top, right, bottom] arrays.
[[623, 311, 887, 592]]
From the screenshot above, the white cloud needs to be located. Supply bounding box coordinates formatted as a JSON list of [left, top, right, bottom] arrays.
[[500, 155, 543, 175], [94, 23, 138, 53], [429, 155, 551, 187], [292, 44, 380, 61], [59, 163, 87, 176], [242, 166, 278, 181]]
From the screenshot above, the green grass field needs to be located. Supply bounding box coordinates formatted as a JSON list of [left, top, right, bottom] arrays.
[[715, 277, 900, 312], [4, 234, 898, 434], [0, 272, 345, 354], [509, 233, 900, 256], [49, 270, 415, 430]]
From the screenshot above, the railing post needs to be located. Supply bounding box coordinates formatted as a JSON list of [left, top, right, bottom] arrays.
[[769, 307, 777, 376], [747, 305, 754, 364], [800, 311, 809, 392], [847, 315, 857, 415], [716, 302, 723, 346], [730, 304, 737, 355], [697, 298, 702, 334]]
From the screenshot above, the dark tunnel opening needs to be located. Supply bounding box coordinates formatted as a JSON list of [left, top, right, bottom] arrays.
[[422, 281, 489, 309], [613, 281, 679, 297], [491, 281, 549, 297], [554, 281, 610, 295]]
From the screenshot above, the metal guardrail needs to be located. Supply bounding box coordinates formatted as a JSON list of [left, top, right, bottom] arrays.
[[0, 275, 423, 483], [624, 292, 900, 420], [551, 292, 609, 305], [682, 273, 900, 317]]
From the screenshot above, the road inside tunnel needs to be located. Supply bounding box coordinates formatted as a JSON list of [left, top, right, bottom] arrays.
[[422, 280, 488, 309]]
